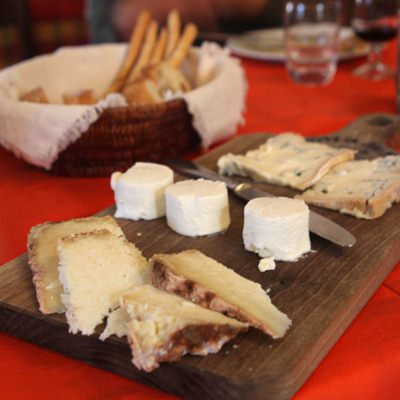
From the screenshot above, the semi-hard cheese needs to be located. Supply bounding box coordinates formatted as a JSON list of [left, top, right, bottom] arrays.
[[57, 229, 149, 336], [111, 162, 173, 220], [165, 179, 230, 236], [150, 249, 292, 339], [243, 197, 311, 261], [121, 284, 248, 372]]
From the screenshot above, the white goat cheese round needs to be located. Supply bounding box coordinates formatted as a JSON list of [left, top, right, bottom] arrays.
[[243, 197, 310, 261], [111, 162, 173, 220], [165, 179, 230, 236]]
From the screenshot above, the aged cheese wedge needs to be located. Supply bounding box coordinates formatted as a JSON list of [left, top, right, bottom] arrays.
[[27, 216, 124, 314], [57, 229, 149, 336], [150, 250, 291, 338], [297, 155, 400, 219], [165, 179, 230, 236], [243, 197, 311, 261], [111, 162, 174, 220], [121, 284, 248, 372], [217, 133, 356, 190]]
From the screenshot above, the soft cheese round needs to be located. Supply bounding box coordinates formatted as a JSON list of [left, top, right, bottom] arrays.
[[111, 162, 173, 220], [243, 197, 310, 261], [165, 179, 230, 237]]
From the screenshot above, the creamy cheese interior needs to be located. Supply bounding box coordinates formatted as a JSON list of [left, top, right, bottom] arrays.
[[243, 197, 311, 261], [165, 179, 230, 236], [111, 162, 173, 220]]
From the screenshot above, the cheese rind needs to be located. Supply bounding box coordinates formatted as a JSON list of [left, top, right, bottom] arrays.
[[297, 155, 400, 219], [165, 179, 230, 236], [217, 133, 356, 190], [27, 216, 124, 314], [150, 249, 291, 338], [111, 162, 174, 220], [243, 197, 311, 261], [121, 284, 248, 372]]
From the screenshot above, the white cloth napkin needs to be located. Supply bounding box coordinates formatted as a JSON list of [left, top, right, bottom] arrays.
[[0, 42, 246, 170]]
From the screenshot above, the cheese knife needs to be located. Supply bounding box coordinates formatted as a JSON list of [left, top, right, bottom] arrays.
[[166, 158, 356, 247]]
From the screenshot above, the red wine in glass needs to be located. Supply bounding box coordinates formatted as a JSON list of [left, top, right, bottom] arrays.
[[352, 0, 397, 80], [354, 25, 397, 43]]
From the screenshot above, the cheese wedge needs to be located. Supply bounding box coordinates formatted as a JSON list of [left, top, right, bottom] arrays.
[[121, 284, 248, 372], [150, 250, 291, 338], [217, 133, 356, 190]]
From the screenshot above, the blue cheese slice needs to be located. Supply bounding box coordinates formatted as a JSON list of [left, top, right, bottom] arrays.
[[217, 133, 356, 190], [297, 155, 400, 219]]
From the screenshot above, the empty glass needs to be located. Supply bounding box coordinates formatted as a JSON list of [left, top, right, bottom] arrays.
[[284, 0, 342, 86]]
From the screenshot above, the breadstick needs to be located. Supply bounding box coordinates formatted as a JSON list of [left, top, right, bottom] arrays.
[[126, 20, 158, 83], [165, 9, 181, 59], [167, 23, 198, 69], [150, 27, 167, 64], [104, 9, 151, 95]]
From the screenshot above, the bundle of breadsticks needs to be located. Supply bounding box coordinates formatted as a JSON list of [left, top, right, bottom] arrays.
[[20, 9, 198, 106]]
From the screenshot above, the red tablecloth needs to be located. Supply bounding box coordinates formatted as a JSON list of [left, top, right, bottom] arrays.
[[0, 40, 399, 400]]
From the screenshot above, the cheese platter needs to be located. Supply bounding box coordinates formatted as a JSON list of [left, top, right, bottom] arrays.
[[0, 113, 399, 400]]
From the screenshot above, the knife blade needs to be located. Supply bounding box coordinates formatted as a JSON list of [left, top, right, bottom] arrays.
[[166, 158, 356, 247]]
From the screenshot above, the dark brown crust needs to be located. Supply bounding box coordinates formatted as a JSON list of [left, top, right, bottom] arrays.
[[150, 259, 279, 337], [127, 322, 246, 372]]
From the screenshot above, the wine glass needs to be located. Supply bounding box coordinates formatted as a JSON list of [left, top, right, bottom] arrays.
[[352, 0, 398, 80]]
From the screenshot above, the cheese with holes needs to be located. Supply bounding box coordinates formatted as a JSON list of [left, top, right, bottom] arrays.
[[111, 162, 174, 220], [243, 197, 310, 261], [217, 133, 356, 190], [165, 179, 230, 236], [297, 155, 400, 219]]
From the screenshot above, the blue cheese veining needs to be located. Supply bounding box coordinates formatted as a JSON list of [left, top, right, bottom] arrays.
[[217, 132, 356, 190], [297, 155, 400, 219]]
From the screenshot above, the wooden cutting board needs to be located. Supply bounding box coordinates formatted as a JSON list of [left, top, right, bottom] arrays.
[[1, 113, 400, 400]]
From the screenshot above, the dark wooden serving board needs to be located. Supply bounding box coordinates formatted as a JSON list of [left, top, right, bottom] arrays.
[[1, 113, 400, 400]]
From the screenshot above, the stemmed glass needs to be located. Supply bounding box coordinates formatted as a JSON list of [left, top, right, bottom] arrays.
[[352, 0, 398, 80]]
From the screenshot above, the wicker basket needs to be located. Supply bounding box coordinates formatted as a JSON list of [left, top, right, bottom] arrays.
[[49, 98, 200, 177]]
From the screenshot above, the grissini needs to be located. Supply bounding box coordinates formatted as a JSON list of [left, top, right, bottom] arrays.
[[150, 27, 167, 64], [164, 9, 181, 59], [167, 23, 198, 68], [126, 20, 158, 83], [104, 9, 151, 95]]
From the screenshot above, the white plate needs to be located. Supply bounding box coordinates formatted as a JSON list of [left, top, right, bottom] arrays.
[[227, 27, 369, 62]]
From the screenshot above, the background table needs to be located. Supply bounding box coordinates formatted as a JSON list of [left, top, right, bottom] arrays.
[[0, 39, 399, 400]]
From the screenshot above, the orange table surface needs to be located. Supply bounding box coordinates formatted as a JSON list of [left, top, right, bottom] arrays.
[[0, 40, 399, 400]]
